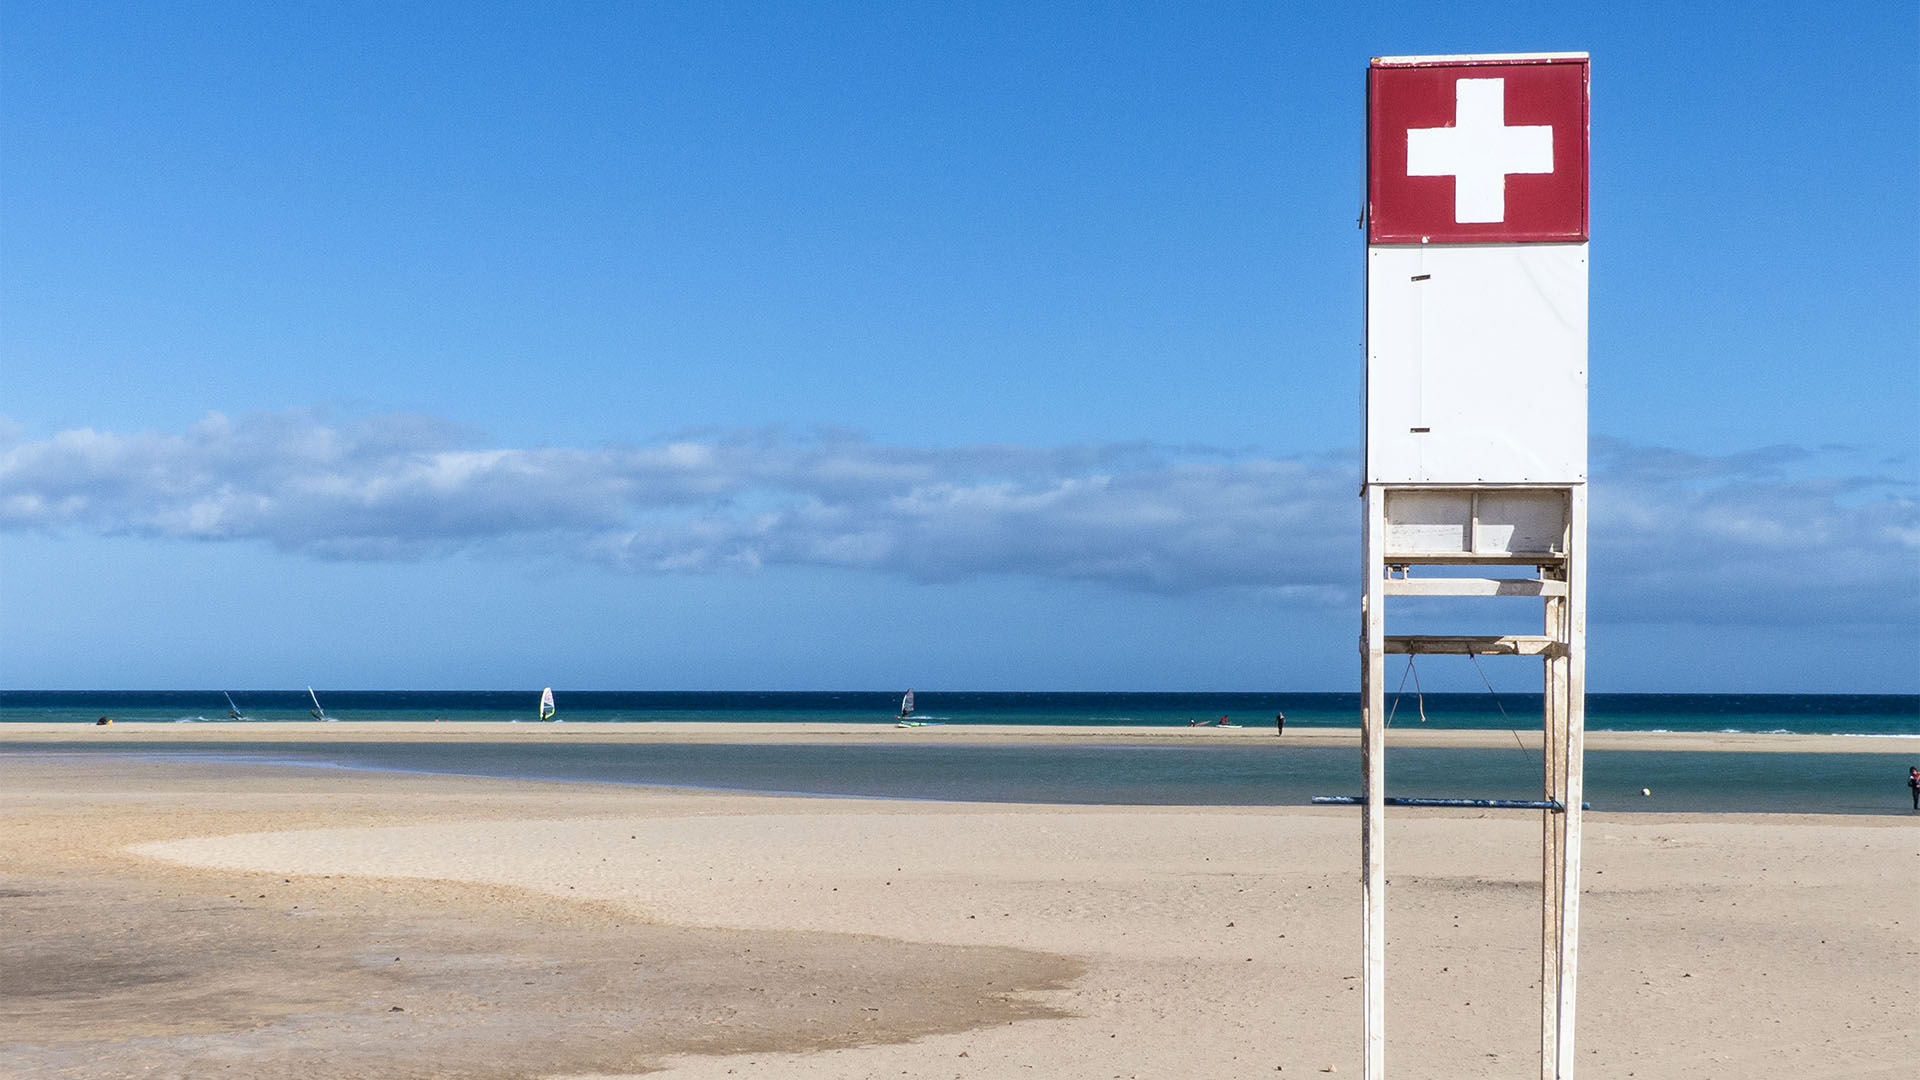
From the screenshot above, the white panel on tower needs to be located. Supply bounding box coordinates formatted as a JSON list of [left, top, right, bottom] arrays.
[[1365, 243, 1587, 485]]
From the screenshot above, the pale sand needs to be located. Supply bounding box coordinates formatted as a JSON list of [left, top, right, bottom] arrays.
[[11, 719, 1919, 753], [3, 737, 1915, 1079]]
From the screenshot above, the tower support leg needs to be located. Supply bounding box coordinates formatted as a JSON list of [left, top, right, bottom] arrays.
[[1538, 486, 1587, 1079], [1541, 591, 1566, 1076], [1361, 485, 1388, 1080], [1553, 486, 1588, 1077]]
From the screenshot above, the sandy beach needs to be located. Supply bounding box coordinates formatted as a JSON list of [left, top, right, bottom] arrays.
[[3, 729, 1914, 1079]]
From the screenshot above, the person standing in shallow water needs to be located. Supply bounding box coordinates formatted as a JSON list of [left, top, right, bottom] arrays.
[[1275, 711, 1285, 735], [1908, 766, 1918, 811]]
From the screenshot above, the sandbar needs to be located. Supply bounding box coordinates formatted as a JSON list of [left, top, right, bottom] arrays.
[[7, 719, 1915, 753]]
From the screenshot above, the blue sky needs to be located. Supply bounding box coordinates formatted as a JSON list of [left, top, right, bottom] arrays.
[[3, 3, 1914, 692]]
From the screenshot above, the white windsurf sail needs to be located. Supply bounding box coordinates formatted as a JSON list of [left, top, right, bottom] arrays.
[[898, 688, 915, 718], [539, 687, 556, 721], [308, 686, 330, 722], [224, 692, 245, 720]]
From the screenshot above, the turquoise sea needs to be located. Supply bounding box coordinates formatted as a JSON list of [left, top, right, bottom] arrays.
[[4, 691, 1915, 816]]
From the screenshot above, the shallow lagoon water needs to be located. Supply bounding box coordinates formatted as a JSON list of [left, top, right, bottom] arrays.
[[11, 739, 1911, 816]]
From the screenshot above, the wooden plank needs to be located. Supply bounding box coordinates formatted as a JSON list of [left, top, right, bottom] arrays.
[[1313, 795, 1575, 810], [1383, 577, 1568, 597], [1362, 486, 1388, 1080], [1541, 593, 1566, 1078], [1555, 485, 1589, 1079], [1380, 549, 1567, 566], [1385, 634, 1558, 656]]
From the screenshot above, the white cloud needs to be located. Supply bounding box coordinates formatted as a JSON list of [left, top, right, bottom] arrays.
[[1, 412, 1913, 628], [1590, 438, 1917, 628]]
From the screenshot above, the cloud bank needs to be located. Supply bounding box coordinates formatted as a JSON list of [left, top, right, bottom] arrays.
[[2, 411, 1912, 626]]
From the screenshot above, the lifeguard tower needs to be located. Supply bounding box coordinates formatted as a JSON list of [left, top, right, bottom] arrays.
[[1349, 53, 1591, 1080]]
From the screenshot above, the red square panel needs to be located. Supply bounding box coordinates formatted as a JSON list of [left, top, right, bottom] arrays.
[[1368, 55, 1588, 244]]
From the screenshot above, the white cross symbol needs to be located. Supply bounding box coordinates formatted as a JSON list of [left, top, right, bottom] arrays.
[[1406, 78, 1554, 224]]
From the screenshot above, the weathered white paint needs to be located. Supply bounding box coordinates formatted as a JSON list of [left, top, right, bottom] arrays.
[[1383, 488, 1568, 557], [1374, 52, 1588, 65], [1383, 634, 1558, 655], [1474, 490, 1570, 554], [1556, 485, 1588, 1078], [1382, 577, 1568, 597], [1366, 244, 1587, 485], [1360, 484, 1584, 1077], [1542, 584, 1566, 1076], [1361, 486, 1388, 1080]]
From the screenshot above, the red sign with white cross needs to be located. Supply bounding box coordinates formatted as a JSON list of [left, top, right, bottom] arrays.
[[1368, 55, 1589, 244]]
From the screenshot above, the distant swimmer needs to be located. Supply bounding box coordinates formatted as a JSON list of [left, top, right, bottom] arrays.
[[1907, 766, 1918, 811], [1275, 711, 1286, 735]]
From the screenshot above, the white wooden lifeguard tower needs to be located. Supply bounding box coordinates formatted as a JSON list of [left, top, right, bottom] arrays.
[[1348, 53, 1591, 1080]]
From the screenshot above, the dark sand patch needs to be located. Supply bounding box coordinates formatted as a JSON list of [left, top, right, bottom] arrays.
[[0, 758, 1079, 1080]]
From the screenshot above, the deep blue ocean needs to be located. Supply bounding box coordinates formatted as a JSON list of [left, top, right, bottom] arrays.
[[4, 691, 1914, 815], [3, 689, 1916, 735]]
